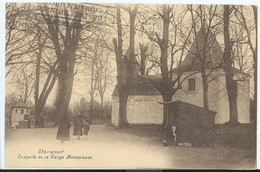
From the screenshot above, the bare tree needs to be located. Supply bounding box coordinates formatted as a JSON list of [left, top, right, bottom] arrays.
[[33, 27, 59, 127], [96, 51, 113, 118], [138, 43, 149, 75], [138, 5, 195, 126], [6, 4, 60, 126], [223, 5, 240, 125], [5, 3, 38, 76], [187, 5, 223, 110], [89, 40, 99, 123], [14, 65, 35, 104], [113, 5, 138, 128], [234, 5, 257, 121], [40, 3, 85, 120]]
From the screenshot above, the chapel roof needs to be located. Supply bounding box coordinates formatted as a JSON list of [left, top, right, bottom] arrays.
[[112, 75, 161, 96], [173, 23, 248, 76], [181, 23, 223, 67]]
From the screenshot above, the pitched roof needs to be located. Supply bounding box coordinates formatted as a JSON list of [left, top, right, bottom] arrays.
[[182, 23, 223, 68], [174, 24, 248, 76], [172, 62, 248, 76], [12, 102, 30, 109], [112, 75, 161, 96], [158, 100, 216, 114]]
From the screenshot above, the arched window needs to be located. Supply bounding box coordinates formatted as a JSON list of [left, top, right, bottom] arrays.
[[21, 109, 24, 114]]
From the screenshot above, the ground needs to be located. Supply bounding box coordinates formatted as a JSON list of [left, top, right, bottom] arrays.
[[4, 123, 256, 169]]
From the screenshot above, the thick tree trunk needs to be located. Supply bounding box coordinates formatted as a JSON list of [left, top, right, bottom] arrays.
[[90, 95, 93, 124], [55, 52, 76, 122], [100, 94, 104, 118], [226, 75, 239, 124], [118, 85, 128, 128], [55, 74, 74, 118], [162, 93, 172, 126], [139, 43, 148, 75], [41, 7, 82, 129], [113, 6, 138, 128], [89, 60, 95, 124], [223, 5, 239, 126], [34, 47, 41, 127], [24, 80, 28, 104], [201, 68, 209, 110], [160, 5, 172, 127], [160, 8, 170, 84], [113, 6, 127, 128]]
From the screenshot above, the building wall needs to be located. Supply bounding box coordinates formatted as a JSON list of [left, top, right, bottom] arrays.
[[11, 108, 30, 128], [172, 71, 223, 123], [172, 69, 250, 124], [111, 69, 250, 125], [111, 97, 119, 126], [111, 95, 163, 126], [237, 79, 250, 123], [214, 73, 230, 124]]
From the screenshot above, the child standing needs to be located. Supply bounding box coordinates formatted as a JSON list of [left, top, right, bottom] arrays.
[[83, 119, 90, 141], [73, 111, 83, 140]]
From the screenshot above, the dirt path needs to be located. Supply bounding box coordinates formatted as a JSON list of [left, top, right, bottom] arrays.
[[4, 125, 255, 169]]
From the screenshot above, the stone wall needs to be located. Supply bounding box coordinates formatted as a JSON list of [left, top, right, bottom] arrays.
[[111, 95, 163, 126], [111, 69, 250, 125]]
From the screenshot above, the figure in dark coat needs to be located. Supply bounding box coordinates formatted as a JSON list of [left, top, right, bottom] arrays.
[[83, 119, 90, 141], [56, 115, 71, 143], [73, 111, 84, 140]]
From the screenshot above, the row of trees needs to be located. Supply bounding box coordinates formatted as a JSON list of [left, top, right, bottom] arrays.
[[111, 4, 257, 127], [5, 3, 257, 129], [5, 3, 114, 126]]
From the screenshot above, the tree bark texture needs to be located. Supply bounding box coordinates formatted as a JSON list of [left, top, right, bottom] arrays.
[[223, 5, 239, 125]]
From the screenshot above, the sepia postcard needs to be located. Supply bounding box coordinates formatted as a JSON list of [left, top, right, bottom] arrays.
[[2, 0, 258, 169]]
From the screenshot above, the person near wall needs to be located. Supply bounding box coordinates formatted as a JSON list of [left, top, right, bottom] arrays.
[[73, 111, 84, 140], [163, 125, 176, 147], [56, 115, 71, 144]]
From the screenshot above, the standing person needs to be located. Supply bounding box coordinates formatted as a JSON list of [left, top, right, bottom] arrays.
[[83, 119, 90, 141], [56, 115, 71, 144], [28, 114, 31, 128], [40, 113, 47, 128], [163, 125, 175, 147], [73, 111, 83, 140]]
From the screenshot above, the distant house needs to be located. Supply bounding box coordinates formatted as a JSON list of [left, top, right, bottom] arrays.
[[111, 25, 250, 126], [11, 102, 31, 128]]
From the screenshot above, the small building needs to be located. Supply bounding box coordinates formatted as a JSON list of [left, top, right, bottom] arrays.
[[160, 100, 216, 146], [112, 76, 163, 126], [11, 102, 31, 128], [111, 24, 250, 126], [170, 23, 250, 124]]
